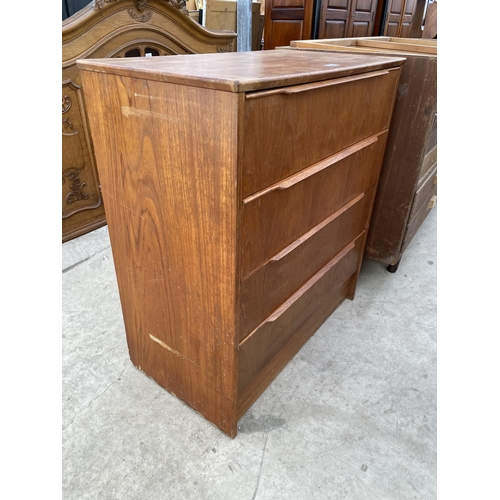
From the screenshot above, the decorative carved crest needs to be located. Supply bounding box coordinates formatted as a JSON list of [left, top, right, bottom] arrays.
[[63, 169, 90, 205], [167, 0, 189, 15], [128, 8, 152, 21], [95, 0, 188, 16], [62, 96, 78, 136], [134, 0, 149, 10], [94, 0, 118, 10]]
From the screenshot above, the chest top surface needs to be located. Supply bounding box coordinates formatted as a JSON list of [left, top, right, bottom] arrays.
[[76, 50, 405, 93]]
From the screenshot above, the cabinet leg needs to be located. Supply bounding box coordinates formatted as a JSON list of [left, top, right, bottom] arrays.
[[387, 259, 401, 273]]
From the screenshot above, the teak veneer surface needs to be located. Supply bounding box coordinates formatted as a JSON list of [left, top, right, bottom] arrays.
[[78, 50, 402, 437], [77, 49, 405, 92]]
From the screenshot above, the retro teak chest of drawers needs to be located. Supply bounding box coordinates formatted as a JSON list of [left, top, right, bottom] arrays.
[[78, 50, 404, 437]]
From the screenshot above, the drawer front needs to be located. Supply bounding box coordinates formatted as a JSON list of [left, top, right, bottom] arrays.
[[402, 192, 437, 254], [241, 133, 387, 279], [424, 113, 437, 156], [238, 235, 363, 400], [408, 165, 437, 224], [240, 191, 372, 341], [241, 68, 400, 197], [418, 146, 437, 186]]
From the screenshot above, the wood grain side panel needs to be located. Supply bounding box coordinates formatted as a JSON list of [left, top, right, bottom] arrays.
[[240, 189, 372, 340], [241, 134, 388, 277], [364, 55, 436, 264], [242, 68, 400, 196], [238, 235, 364, 411], [80, 71, 240, 436]]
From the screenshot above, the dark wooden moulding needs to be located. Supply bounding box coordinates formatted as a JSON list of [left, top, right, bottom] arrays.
[[62, 0, 237, 242], [78, 50, 404, 437], [286, 37, 437, 272]]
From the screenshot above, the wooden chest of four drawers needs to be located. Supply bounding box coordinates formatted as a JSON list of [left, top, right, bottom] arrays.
[[78, 50, 403, 437]]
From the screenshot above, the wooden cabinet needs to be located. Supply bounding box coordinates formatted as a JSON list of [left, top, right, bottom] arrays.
[[62, 0, 237, 242], [382, 0, 418, 37], [204, 0, 263, 51], [78, 50, 403, 437], [287, 37, 437, 271], [318, 0, 379, 39], [263, 0, 315, 49]]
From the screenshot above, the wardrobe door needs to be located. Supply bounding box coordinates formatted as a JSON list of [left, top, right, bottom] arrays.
[[349, 0, 378, 37], [400, 0, 417, 37], [383, 0, 404, 36], [264, 0, 315, 49], [318, 0, 351, 39]]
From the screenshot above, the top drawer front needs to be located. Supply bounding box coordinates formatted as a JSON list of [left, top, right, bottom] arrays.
[[241, 68, 400, 197]]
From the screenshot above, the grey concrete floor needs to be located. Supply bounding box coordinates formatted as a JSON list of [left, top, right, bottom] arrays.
[[62, 208, 437, 500]]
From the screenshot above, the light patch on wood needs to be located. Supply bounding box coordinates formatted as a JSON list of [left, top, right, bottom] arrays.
[[121, 106, 180, 123], [149, 334, 198, 366]]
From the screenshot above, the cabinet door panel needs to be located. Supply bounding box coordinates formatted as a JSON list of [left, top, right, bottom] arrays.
[[319, 0, 377, 39], [400, 0, 417, 36], [323, 19, 350, 38], [383, 0, 402, 35], [383, 0, 417, 37], [318, 0, 350, 38], [404, 0, 417, 15], [349, 0, 377, 37], [264, 0, 314, 49], [388, 0, 404, 14]]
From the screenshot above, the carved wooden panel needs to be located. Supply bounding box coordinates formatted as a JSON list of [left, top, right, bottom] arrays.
[[350, 0, 378, 37], [62, 0, 237, 242], [62, 80, 102, 220], [263, 0, 315, 49], [318, 0, 377, 39], [382, 0, 417, 37]]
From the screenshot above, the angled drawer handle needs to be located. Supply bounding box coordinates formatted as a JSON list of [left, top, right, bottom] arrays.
[[240, 238, 358, 345], [242, 133, 382, 205], [245, 69, 392, 99], [269, 192, 365, 263]]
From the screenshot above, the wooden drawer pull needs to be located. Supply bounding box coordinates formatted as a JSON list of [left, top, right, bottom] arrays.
[[428, 195, 437, 210], [243, 133, 381, 205], [241, 238, 358, 344], [246, 69, 391, 99], [269, 192, 365, 264]]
